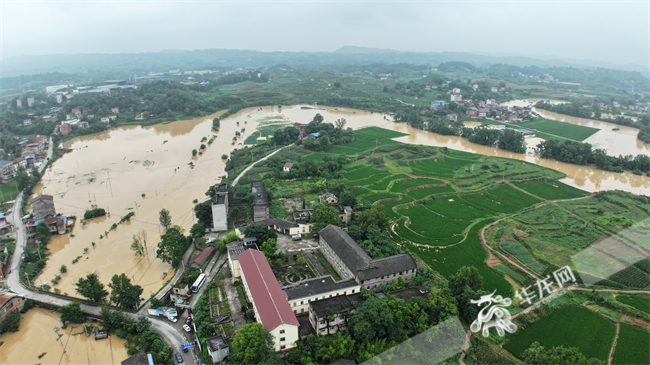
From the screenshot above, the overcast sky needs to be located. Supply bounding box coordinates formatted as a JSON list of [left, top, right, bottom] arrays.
[[2, 0, 648, 67]]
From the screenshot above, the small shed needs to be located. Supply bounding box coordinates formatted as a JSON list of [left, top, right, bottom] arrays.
[[190, 247, 215, 268], [283, 163, 294, 172], [207, 335, 230, 363]]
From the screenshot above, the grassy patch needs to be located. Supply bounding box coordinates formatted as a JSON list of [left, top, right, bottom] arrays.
[[327, 127, 406, 155], [515, 180, 589, 200], [504, 306, 616, 362], [378, 197, 414, 220], [314, 250, 341, 281], [406, 185, 455, 199], [615, 294, 650, 314], [612, 324, 650, 365], [0, 180, 19, 204], [348, 187, 370, 197], [500, 241, 546, 274], [367, 174, 410, 191], [390, 178, 443, 192], [517, 118, 599, 141]]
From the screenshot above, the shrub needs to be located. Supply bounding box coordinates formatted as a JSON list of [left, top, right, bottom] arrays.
[[83, 208, 106, 220]]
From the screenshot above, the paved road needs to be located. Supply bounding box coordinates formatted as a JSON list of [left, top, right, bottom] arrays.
[[4, 138, 196, 364]]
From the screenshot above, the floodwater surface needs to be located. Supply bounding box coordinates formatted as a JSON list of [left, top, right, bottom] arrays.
[[35, 105, 650, 298], [0, 308, 127, 364]]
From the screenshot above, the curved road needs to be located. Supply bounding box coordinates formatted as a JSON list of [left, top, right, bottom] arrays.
[[4, 138, 195, 364]]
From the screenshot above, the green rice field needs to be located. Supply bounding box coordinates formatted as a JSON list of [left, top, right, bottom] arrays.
[[515, 180, 589, 200], [377, 197, 413, 219], [390, 178, 443, 192], [500, 241, 546, 273], [367, 174, 410, 191], [517, 118, 600, 141], [406, 185, 455, 199], [615, 294, 650, 314], [612, 324, 650, 365], [327, 127, 406, 155], [504, 306, 616, 362]]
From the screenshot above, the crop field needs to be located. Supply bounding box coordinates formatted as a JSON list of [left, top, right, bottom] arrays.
[[500, 241, 546, 273], [491, 264, 527, 283], [405, 220, 512, 295], [504, 306, 616, 362], [378, 197, 413, 219], [425, 196, 496, 220], [517, 118, 600, 141], [367, 174, 410, 191], [406, 185, 455, 199], [344, 172, 392, 187], [615, 294, 650, 314], [302, 153, 329, 162], [410, 157, 474, 178], [395, 205, 471, 246], [343, 165, 383, 181], [390, 178, 443, 192], [515, 180, 589, 200], [606, 265, 650, 289], [361, 192, 400, 204], [612, 325, 650, 365], [328, 127, 406, 155], [348, 187, 370, 197]]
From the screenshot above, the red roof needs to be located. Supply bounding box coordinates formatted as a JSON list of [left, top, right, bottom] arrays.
[[283, 163, 294, 169], [238, 249, 299, 331], [191, 247, 215, 266], [30, 195, 54, 204]]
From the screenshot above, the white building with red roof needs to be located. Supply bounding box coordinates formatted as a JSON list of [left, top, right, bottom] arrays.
[[238, 249, 299, 352]]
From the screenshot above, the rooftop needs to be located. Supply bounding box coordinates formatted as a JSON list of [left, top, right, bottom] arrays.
[[238, 249, 299, 331], [226, 241, 246, 261], [293, 209, 314, 220], [319, 225, 372, 273], [357, 254, 417, 281], [283, 276, 358, 300], [206, 335, 229, 352], [310, 295, 353, 318], [252, 181, 268, 206], [256, 217, 298, 230], [191, 247, 215, 266], [30, 195, 54, 204]]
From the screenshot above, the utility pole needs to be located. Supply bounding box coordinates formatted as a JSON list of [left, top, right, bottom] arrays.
[[107, 171, 113, 197]]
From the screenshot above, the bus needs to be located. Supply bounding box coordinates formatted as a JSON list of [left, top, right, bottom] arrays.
[[191, 273, 207, 293]]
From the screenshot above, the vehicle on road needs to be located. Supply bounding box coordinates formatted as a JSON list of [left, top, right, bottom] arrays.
[[183, 324, 192, 332], [168, 316, 178, 323], [191, 273, 207, 293], [292, 234, 302, 241], [175, 353, 184, 363]]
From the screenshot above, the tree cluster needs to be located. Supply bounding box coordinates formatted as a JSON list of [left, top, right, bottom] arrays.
[[156, 225, 188, 267], [461, 127, 526, 153], [300, 114, 354, 152]]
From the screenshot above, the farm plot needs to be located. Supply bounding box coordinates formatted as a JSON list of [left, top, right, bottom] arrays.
[[425, 196, 496, 220], [327, 127, 406, 155], [343, 165, 383, 181], [615, 294, 650, 314], [515, 180, 589, 200], [344, 171, 392, 187], [406, 220, 512, 295], [517, 118, 599, 141], [406, 185, 455, 200], [378, 196, 414, 220], [605, 265, 650, 289], [500, 241, 546, 274], [612, 324, 650, 365], [491, 264, 528, 284], [367, 174, 410, 191], [390, 179, 443, 192], [410, 157, 474, 178], [395, 205, 471, 246], [504, 306, 616, 362], [348, 187, 370, 197], [361, 192, 400, 204], [559, 191, 650, 233]]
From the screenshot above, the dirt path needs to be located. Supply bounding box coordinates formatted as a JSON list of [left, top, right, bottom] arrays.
[[608, 322, 620, 365], [231, 143, 293, 186]]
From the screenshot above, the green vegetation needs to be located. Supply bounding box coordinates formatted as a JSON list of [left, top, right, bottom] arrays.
[[516, 118, 599, 141], [615, 294, 650, 314], [83, 207, 106, 219], [0, 180, 19, 204], [612, 324, 650, 365], [504, 306, 616, 362], [500, 241, 546, 273], [314, 250, 341, 281], [515, 180, 589, 200], [406, 185, 455, 199]]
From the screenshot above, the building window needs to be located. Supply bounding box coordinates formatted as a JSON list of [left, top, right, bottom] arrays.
[[300, 300, 304, 305], [280, 329, 285, 334], [367, 286, 370, 289], [281, 345, 286, 350], [301, 308, 304, 313], [280, 337, 286, 342], [293, 302, 296, 307], [320, 321, 325, 325], [352, 289, 355, 293], [294, 310, 297, 314]]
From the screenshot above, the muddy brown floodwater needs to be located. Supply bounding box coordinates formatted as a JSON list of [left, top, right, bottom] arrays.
[[0, 308, 127, 364], [35, 105, 650, 299]]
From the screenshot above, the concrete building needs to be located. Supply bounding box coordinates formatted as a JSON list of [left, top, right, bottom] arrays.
[[16, 99, 22, 108], [255, 218, 306, 236], [318, 192, 338, 205], [211, 183, 228, 231], [239, 249, 299, 352], [309, 293, 362, 336], [283, 276, 359, 315], [447, 114, 458, 122], [27, 97, 34, 107], [56, 94, 63, 104], [30, 195, 56, 221], [206, 335, 229, 363], [46, 85, 69, 94], [252, 181, 269, 222], [226, 241, 246, 278], [319, 225, 417, 290], [59, 123, 72, 135], [0, 213, 12, 234], [451, 94, 463, 102], [0, 160, 14, 179], [0, 292, 25, 321]]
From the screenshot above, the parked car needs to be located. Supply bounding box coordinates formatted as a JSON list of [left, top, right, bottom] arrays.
[[292, 234, 301, 241], [175, 352, 184, 363], [183, 324, 192, 332], [168, 316, 178, 323]]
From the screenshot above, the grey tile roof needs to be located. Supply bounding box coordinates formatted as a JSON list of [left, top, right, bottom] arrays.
[[310, 295, 353, 318], [357, 254, 417, 281], [226, 241, 245, 261], [283, 276, 358, 300], [256, 218, 298, 230], [252, 181, 268, 206], [206, 335, 228, 352], [319, 225, 372, 273]]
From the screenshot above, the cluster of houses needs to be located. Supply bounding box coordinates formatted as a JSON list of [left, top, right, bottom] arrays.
[[58, 107, 118, 136], [0, 135, 47, 181], [465, 103, 532, 122], [25, 194, 72, 235], [598, 102, 648, 113]]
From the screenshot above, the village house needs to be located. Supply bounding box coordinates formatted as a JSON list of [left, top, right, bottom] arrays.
[[252, 181, 270, 223], [478, 108, 487, 118], [0, 292, 25, 321], [472, 84, 479, 91], [318, 192, 338, 205], [309, 293, 363, 336], [491, 87, 498, 93], [59, 123, 72, 135], [283, 163, 294, 172], [452, 88, 461, 94], [31, 194, 56, 221], [190, 247, 215, 268], [211, 183, 228, 231], [206, 335, 229, 363], [466, 107, 478, 118], [0, 213, 12, 234], [0, 160, 14, 179], [447, 114, 458, 122], [451, 94, 462, 102], [111, 107, 120, 114], [100, 117, 110, 123]]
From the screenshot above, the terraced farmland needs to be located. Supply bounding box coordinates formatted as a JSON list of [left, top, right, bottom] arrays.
[[515, 180, 589, 200], [612, 324, 650, 365], [615, 294, 650, 314]]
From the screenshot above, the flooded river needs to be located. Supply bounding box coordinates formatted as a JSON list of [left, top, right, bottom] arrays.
[[0, 308, 127, 364], [35, 105, 650, 297]]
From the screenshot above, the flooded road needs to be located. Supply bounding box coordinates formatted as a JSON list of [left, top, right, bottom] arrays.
[[35, 105, 650, 297], [0, 308, 127, 364]]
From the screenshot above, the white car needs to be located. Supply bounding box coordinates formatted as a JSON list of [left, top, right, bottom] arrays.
[[168, 316, 178, 323], [183, 324, 192, 332]]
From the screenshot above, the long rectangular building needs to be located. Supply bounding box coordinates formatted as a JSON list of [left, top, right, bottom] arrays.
[[238, 249, 299, 352]]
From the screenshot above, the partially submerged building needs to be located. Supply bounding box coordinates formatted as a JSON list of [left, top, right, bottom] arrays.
[[211, 183, 228, 231], [252, 181, 269, 222], [239, 249, 299, 352], [319, 225, 417, 290], [0, 292, 25, 321]]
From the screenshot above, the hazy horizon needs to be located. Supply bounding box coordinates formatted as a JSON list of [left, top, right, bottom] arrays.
[[2, 1, 649, 69]]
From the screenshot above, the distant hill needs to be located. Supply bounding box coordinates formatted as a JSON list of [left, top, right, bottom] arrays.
[[0, 47, 646, 78]]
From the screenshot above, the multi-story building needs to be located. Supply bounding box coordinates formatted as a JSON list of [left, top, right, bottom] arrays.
[[308, 293, 362, 336], [0, 293, 25, 321], [239, 249, 299, 352], [319, 225, 417, 290], [252, 181, 269, 222], [283, 276, 359, 315], [211, 183, 228, 231]]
